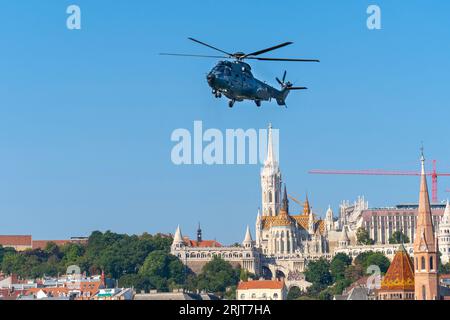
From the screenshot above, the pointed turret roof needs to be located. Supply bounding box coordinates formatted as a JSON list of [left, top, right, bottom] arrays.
[[243, 226, 253, 243], [414, 150, 436, 252], [281, 184, 289, 214], [326, 205, 333, 219], [303, 193, 311, 215], [340, 225, 350, 242], [380, 244, 415, 292], [173, 225, 183, 243], [264, 123, 278, 167], [443, 200, 450, 225]]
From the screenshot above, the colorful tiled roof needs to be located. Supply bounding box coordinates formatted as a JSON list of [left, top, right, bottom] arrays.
[[380, 245, 415, 291], [184, 239, 222, 247], [260, 214, 325, 234], [237, 280, 285, 290]]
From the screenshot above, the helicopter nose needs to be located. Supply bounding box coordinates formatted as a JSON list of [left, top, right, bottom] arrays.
[[207, 73, 215, 85]]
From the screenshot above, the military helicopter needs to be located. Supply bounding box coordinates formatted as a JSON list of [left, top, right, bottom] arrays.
[[160, 38, 319, 108]]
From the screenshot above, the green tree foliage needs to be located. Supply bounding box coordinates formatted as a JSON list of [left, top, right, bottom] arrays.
[[196, 256, 240, 297], [287, 286, 303, 300], [356, 227, 374, 245], [138, 250, 184, 291], [388, 231, 410, 244], [304, 258, 332, 291], [354, 251, 390, 274], [438, 255, 450, 275], [330, 253, 352, 281]]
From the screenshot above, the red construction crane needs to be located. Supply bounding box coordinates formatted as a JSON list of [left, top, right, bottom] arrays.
[[309, 160, 450, 203]]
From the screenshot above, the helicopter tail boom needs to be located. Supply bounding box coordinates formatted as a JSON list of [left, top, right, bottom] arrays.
[[275, 71, 307, 105]]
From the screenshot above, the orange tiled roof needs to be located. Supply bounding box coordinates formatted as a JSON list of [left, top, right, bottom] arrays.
[[0, 235, 32, 246], [184, 239, 222, 247], [380, 245, 415, 292], [237, 280, 285, 290]]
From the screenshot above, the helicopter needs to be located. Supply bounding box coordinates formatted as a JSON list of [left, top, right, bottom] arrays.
[[160, 38, 319, 108]]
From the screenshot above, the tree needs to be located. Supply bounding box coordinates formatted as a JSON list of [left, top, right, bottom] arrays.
[[344, 264, 364, 283], [389, 231, 410, 244], [355, 251, 390, 274], [196, 256, 240, 297], [330, 253, 352, 281], [439, 259, 450, 275], [356, 227, 374, 245], [287, 286, 302, 300], [304, 258, 332, 291], [138, 250, 184, 291]]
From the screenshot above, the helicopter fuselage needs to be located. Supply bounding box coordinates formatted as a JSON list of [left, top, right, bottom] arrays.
[[206, 60, 288, 107]]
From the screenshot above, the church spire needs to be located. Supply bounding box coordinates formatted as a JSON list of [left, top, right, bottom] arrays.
[[303, 193, 311, 215], [282, 184, 289, 214], [265, 123, 275, 165], [414, 148, 439, 300]]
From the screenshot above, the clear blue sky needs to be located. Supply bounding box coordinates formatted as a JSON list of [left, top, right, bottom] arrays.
[[1, 1, 450, 244]]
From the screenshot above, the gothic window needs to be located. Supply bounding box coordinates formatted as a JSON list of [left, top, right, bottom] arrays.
[[269, 191, 273, 203], [273, 293, 278, 299], [251, 293, 256, 298], [421, 256, 426, 270], [422, 285, 426, 300], [430, 256, 434, 270], [240, 294, 245, 299]]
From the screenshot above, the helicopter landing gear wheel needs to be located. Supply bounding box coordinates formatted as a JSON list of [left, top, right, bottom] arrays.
[[255, 100, 261, 107], [228, 100, 235, 108], [215, 92, 222, 98]]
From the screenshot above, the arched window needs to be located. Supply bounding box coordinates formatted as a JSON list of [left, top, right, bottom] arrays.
[[273, 293, 278, 299], [268, 191, 273, 203], [422, 285, 426, 300], [421, 256, 426, 270], [430, 256, 434, 270], [240, 294, 245, 299], [251, 293, 256, 299]]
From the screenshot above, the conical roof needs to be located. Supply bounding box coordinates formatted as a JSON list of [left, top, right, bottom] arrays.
[[381, 245, 415, 291], [443, 200, 450, 225], [173, 225, 183, 243], [414, 152, 436, 252], [243, 226, 253, 243]]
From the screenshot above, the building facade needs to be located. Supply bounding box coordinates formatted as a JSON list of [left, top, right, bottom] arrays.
[[236, 279, 287, 300]]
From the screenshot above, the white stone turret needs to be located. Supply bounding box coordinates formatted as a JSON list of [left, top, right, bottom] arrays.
[[172, 225, 185, 249], [308, 212, 315, 235], [338, 225, 350, 248], [243, 226, 254, 249], [260, 124, 282, 217], [325, 205, 334, 232], [255, 208, 262, 247], [439, 200, 450, 264]]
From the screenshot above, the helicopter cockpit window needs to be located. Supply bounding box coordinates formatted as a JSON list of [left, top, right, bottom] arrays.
[[213, 65, 225, 75], [224, 68, 231, 76]]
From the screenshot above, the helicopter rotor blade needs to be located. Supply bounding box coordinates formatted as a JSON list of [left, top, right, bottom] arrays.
[[187, 37, 232, 56], [276, 78, 283, 86], [247, 57, 320, 62], [287, 86, 308, 90], [159, 53, 228, 59], [282, 71, 287, 83], [241, 42, 293, 58]]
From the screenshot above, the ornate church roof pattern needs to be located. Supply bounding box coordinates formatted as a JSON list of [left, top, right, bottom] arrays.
[[380, 245, 415, 292]]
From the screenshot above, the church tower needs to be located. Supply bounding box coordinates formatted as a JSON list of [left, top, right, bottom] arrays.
[[260, 124, 282, 217], [439, 200, 450, 264], [414, 151, 439, 300]]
